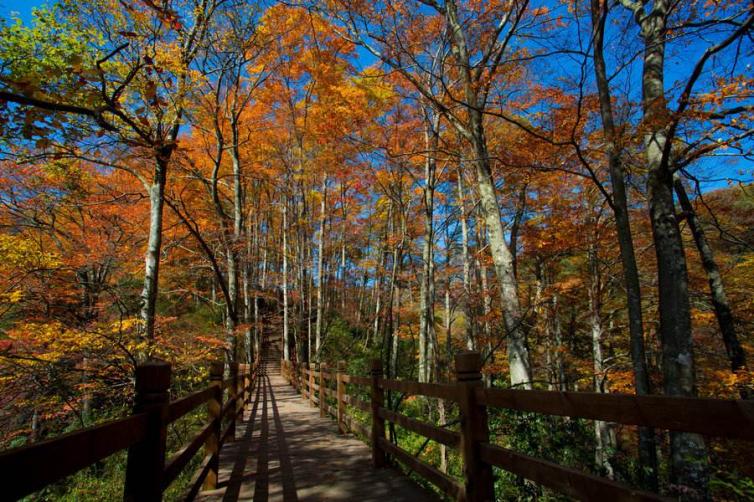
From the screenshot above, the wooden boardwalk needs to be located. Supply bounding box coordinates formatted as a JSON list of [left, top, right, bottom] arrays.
[[195, 363, 438, 502]]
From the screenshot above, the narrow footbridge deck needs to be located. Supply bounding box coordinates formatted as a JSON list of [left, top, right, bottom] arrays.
[[196, 367, 436, 502]]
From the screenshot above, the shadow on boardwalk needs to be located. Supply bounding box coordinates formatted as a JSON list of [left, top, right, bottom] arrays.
[[195, 364, 438, 502]]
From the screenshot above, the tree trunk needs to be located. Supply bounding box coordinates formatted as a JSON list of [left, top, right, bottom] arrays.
[[588, 243, 615, 478], [243, 214, 253, 365], [226, 115, 244, 364], [370, 204, 392, 349], [551, 291, 566, 391], [138, 156, 169, 349], [640, 3, 708, 494], [257, 222, 268, 358], [315, 173, 327, 358], [419, 113, 438, 383], [445, 0, 531, 389], [471, 128, 531, 388], [591, 0, 658, 484], [674, 177, 748, 395], [225, 249, 239, 363], [282, 197, 290, 361], [457, 168, 476, 350]]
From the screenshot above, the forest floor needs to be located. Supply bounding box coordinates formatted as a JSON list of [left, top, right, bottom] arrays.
[[195, 365, 437, 502]]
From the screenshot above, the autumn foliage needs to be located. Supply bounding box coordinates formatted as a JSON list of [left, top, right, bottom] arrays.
[[0, 0, 753, 499]]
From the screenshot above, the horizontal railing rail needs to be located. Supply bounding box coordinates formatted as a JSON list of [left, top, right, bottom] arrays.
[[280, 352, 754, 502], [0, 413, 150, 501], [475, 387, 754, 440], [0, 357, 260, 501]]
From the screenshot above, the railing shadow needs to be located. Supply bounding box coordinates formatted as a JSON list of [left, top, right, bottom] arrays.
[[252, 367, 270, 501], [268, 373, 299, 502], [221, 372, 263, 502], [217, 361, 299, 502]]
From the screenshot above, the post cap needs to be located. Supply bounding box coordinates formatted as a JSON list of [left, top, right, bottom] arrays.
[[370, 358, 383, 374], [135, 359, 171, 392], [209, 361, 224, 378], [455, 351, 482, 381]]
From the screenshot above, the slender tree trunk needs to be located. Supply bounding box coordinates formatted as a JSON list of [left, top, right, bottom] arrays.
[[474, 214, 493, 386], [340, 182, 348, 312], [258, 223, 268, 358], [551, 291, 566, 391], [457, 168, 476, 350], [588, 243, 615, 478], [383, 213, 405, 377], [30, 409, 39, 444], [639, 3, 708, 494], [391, 278, 401, 380], [591, 0, 658, 486], [419, 113, 438, 383], [357, 228, 370, 325], [388, 214, 407, 380], [438, 398, 448, 473], [315, 173, 327, 358], [282, 197, 290, 361], [370, 204, 392, 349], [674, 177, 748, 395], [306, 233, 313, 363], [472, 144, 531, 388], [139, 156, 169, 349], [226, 249, 239, 362], [446, 0, 531, 389], [533, 259, 553, 388], [243, 212, 253, 365], [227, 115, 244, 363]]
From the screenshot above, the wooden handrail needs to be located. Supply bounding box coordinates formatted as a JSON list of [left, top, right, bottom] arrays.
[[167, 386, 215, 423], [378, 407, 460, 448], [280, 351, 754, 502], [162, 420, 215, 489], [378, 437, 463, 499], [0, 413, 149, 501], [479, 443, 667, 502], [341, 374, 370, 385], [0, 358, 259, 501], [379, 378, 458, 401], [476, 387, 754, 440], [342, 393, 370, 413]]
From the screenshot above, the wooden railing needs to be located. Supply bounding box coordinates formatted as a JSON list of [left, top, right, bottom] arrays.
[[0, 358, 259, 501], [281, 352, 754, 502]]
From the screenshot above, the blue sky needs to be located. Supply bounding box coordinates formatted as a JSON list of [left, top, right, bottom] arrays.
[[0, 0, 42, 23]]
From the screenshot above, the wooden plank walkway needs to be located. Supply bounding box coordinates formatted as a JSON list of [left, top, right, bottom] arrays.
[[195, 364, 438, 502]]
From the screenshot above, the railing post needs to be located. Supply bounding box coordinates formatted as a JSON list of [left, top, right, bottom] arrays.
[[124, 360, 170, 502], [455, 351, 494, 502], [228, 362, 239, 441], [297, 363, 302, 395], [297, 363, 302, 392], [243, 363, 250, 409], [337, 361, 346, 434], [319, 363, 326, 417], [370, 358, 386, 468], [203, 361, 224, 491], [298, 363, 302, 399], [309, 363, 316, 407], [236, 363, 245, 420]]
